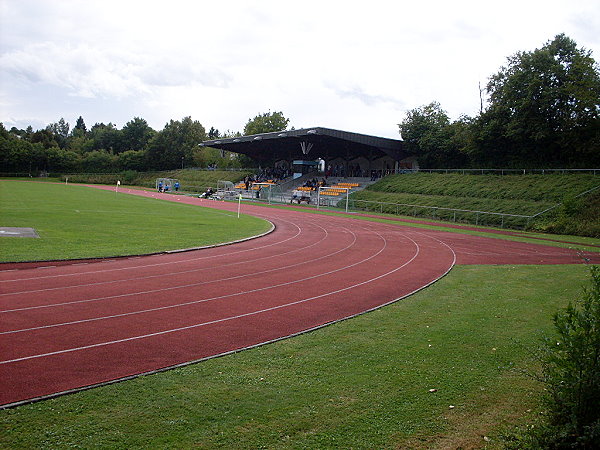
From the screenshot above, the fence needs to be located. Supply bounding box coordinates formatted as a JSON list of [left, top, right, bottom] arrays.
[[192, 168, 600, 230], [246, 187, 534, 229], [347, 199, 533, 229], [343, 184, 600, 229], [241, 180, 600, 230], [415, 168, 599, 175], [244, 192, 533, 229]]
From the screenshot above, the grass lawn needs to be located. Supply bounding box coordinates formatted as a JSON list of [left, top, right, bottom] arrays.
[[0, 180, 271, 262], [0, 265, 590, 448]]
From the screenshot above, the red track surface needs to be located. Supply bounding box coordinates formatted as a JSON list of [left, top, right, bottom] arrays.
[[1, 187, 599, 407]]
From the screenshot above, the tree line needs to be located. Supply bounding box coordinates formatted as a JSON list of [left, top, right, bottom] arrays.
[[2, 34, 599, 174], [400, 34, 599, 168], [0, 111, 288, 175]]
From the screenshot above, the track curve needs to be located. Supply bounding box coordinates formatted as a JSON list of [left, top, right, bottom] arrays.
[[1, 186, 597, 408]]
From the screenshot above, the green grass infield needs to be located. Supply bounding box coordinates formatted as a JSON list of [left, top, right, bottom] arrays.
[[0, 180, 271, 262]]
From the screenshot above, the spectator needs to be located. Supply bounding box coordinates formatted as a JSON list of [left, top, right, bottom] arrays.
[[200, 187, 214, 198]]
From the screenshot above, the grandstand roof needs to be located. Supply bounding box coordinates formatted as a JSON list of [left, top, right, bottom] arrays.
[[200, 127, 405, 162]]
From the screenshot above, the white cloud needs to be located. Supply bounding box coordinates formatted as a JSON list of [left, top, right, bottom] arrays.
[[1, 0, 599, 138], [1, 42, 148, 98]]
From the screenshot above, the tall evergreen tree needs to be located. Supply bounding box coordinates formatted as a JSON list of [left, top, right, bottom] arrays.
[[73, 116, 87, 135]]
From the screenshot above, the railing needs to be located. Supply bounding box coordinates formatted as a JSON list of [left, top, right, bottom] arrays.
[[343, 184, 600, 229], [347, 199, 533, 229], [415, 168, 599, 175], [246, 190, 535, 229]]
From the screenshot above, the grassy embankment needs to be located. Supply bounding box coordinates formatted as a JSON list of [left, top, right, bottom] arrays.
[[60, 169, 253, 193], [350, 173, 600, 236], [0, 180, 270, 262]]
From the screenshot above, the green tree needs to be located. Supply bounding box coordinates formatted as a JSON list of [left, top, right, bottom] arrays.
[[46, 118, 70, 149], [30, 129, 59, 149], [0, 128, 33, 172], [73, 116, 87, 137], [243, 111, 289, 136], [0, 122, 8, 139], [117, 150, 147, 171], [121, 117, 155, 152], [81, 150, 117, 173], [46, 147, 81, 173], [87, 123, 122, 153], [146, 117, 206, 170], [67, 134, 92, 154], [399, 102, 468, 167], [208, 127, 220, 139], [479, 34, 600, 167]]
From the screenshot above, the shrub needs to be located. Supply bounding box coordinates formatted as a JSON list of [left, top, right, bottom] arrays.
[[506, 265, 600, 448], [119, 170, 138, 184]]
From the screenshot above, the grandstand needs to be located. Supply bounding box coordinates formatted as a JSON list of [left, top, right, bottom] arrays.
[[231, 171, 373, 205], [319, 182, 360, 196], [200, 126, 411, 206]]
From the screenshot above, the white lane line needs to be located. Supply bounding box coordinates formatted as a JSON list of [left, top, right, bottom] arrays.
[[1, 226, 388, 332], [0, 225, 354, 317], [0, 215, 298, 283], [1, 219, 330, 297], [0, 218, 344, 314], [1, 230, 422, 365]]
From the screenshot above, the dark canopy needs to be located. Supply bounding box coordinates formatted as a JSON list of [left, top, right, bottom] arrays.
[[200, 127, 405, 163]]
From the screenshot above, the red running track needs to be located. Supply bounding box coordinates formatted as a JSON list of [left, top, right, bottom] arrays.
[[1, 187, 599, 408]]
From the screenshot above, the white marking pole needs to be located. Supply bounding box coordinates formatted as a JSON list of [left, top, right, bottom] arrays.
[[317, 187, 321, 209], [345, 188, 349, 213], [116, 180, 120, 195], [237, 193, 242, 218]]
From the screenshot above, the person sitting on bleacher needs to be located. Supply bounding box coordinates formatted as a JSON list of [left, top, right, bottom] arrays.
[[199, 187, 214, 198]]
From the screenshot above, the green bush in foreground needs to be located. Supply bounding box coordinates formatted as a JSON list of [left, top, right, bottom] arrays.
[[506, 265, 600, 448]]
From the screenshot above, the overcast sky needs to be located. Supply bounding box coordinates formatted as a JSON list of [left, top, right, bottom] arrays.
[[1, 0, 599, 139]]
